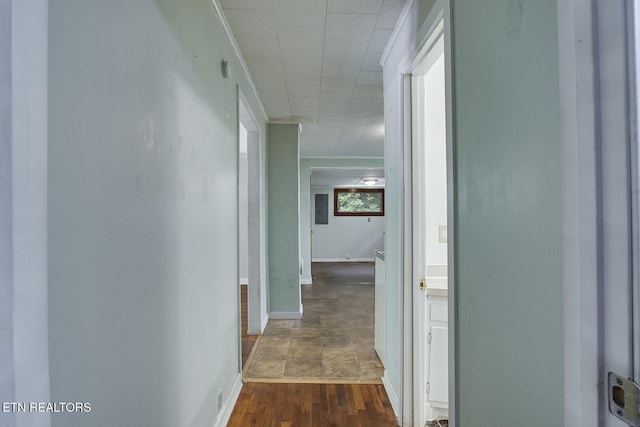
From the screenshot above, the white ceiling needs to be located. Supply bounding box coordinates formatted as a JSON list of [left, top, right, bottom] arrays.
[[220, 0, 407, 157], [310, 167, 385, 188]]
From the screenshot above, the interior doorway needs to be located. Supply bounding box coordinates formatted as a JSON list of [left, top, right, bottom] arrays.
[[404, 5, 454, 425], [238, 91, 267, 370]]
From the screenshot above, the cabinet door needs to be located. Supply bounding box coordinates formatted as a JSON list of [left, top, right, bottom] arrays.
[[429, 325, 449, 406]]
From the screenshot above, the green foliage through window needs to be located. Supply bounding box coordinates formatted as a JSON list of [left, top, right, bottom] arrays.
[[334, 189, 384, 216]]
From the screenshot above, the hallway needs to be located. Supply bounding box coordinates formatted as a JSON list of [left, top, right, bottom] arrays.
[[243, 262, 383, 382]]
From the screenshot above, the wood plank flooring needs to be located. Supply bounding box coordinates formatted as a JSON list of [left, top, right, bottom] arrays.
[[227, 383, 399, 427]]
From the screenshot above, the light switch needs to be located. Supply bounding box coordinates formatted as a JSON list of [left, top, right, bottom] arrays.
[[439, 225, 448, 243]]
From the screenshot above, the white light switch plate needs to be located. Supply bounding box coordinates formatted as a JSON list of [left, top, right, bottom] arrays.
[[439, 225, 448, 243]]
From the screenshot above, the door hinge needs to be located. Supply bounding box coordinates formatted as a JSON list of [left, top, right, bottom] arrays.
[[609, 372, 640, 426], [427, 332, 432, 344], [426, 382, 430, 393], [419, 279, 426, 290]]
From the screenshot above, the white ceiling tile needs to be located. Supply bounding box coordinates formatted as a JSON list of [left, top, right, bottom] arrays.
[[323, 38, 369, 62], [320, 90, 354, 103], [367, 29, 393, 52], [291, 108, 320, 122], [322, 59, 362, 78], [272, 0, 327, 27], [319, 100, 349, 113], [327, 0, 383, 14], [361, 51, 383, 71], [344, 117, 370, 126], [224, 9, 277, 37], [277, 26, 325, 50], [352, 85, 383, 97], [281, 50, 323, 68], [318, 113, 346, 123], [325, 13, 377, 41], [289, 96, 320, 108], [257, 87, 289, 103], [355, 71, 383, 86], [376, 6, 403, 29], [266, 101, 291, 115], [321, 77, 357, 91], [244, 57, 284, 76], [221, 0, 273, 9], [382, 0, 406, 7], [236, 36, 280, 58], [346, 109, 375, 118], [253, 74, 287, 92], [286, 72, 322, 86], [302, 123, 319, 134], [288, 84, 321, 97]]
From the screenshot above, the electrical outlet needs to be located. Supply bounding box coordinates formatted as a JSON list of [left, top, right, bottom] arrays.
[[438, 225, 448, 243], [217, 389, 223, 411]]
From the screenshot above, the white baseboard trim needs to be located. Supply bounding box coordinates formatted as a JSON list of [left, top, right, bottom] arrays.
[[312, 258, 375, 262], [300, 278, 313, 285], [214, 373, 243, 427], [269, 310, 302, 319], [239, 277, 248, 286], [261, 312, 269, 332], [382, 372, 400, 422]]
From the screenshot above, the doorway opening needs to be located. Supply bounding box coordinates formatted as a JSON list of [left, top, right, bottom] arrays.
[[404, 7, 454, 426], [238, 91, 267, 371]]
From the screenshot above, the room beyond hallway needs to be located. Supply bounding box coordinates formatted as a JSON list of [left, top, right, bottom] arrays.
[[243, 262, 382, 382], [227, 383, 398, 427]]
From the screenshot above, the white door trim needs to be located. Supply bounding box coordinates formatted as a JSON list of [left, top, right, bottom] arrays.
[[402, 0, 455, 425], [558, 0, 638, 425]]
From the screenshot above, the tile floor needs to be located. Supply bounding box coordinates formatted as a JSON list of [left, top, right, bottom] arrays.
[[243, 262, 384, 383]]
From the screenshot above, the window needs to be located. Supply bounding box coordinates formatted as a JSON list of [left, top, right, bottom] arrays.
[[334, 188, 384, 216]]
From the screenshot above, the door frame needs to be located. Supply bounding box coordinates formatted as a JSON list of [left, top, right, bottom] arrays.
[[401, 0, 456, 425], [237, 88, 268, 340], [558, 0, 638, 425]]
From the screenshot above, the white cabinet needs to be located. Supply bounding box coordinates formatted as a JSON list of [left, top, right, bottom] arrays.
[[426, 290, 448, 417]]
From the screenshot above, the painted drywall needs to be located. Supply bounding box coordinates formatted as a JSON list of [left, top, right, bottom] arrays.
[[453, 0, 563, 425], [299, 158, 384, 283], [383, 0, 564, 425], [311, 187, 384, 261], [423, 53, 447, 269], [267, 124, 301, 317], [48, 1, 266, 426]]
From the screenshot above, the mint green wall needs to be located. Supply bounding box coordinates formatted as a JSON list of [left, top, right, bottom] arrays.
[[299, 157, 383, 283], [268, 124, 301, 315], [383, 0, 563, 423], [48, 1, 266, 426], [453, 0, 563, 425]]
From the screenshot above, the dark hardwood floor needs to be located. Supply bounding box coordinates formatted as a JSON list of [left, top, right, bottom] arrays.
[[241, 284, 259, 367], [227, 383, 399, 427]]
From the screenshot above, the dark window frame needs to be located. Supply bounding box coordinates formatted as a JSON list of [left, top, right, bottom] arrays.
[[333, 188, 385, 216]]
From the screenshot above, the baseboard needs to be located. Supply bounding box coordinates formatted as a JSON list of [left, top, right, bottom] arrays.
[[300, 278, 312, 285], [261, 312, 269, 332], [239, 277, 248, 286], [382, 372, 401, 422], [269, 310, 302, 320], [214, 373, 243, 427], [312, 258, 375, 262]]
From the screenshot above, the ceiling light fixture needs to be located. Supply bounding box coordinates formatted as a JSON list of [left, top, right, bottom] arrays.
[[362, 179, 378, 186]]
